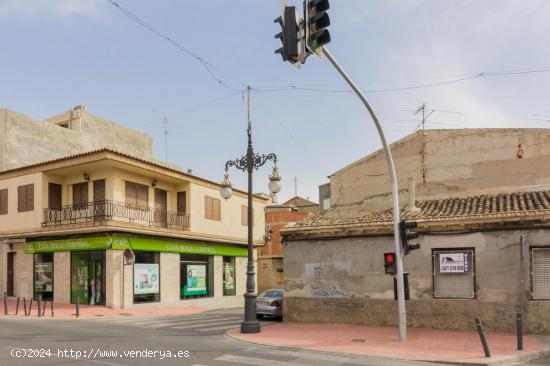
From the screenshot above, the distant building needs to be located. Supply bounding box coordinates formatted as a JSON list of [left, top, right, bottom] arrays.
[[258, 196, 318, 293], [282, 128, 550, 334]]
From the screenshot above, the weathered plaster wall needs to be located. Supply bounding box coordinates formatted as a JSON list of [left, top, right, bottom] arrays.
[[329, 129, 550, 214], [283, 229, 550, 334], [0, 108, 154, 171]]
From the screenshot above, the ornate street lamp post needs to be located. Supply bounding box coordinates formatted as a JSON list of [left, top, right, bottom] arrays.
[[220, 86, 281, 333]]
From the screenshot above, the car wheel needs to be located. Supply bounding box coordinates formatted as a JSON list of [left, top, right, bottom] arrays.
[[256, 314, 264, 319]]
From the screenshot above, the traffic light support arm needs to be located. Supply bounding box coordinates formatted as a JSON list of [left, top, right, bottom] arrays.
[[322, 46, 407, 342]]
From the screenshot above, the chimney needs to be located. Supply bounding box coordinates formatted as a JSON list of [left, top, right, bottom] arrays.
[[407, 177, 419, 212]]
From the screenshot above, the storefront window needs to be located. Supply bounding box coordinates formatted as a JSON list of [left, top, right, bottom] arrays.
[[223, 256, 236, 296], [34, 253, 54, 301], [133, 252, 160, 303], [71, 251, 105, 305], [180, 254, 213, 299]]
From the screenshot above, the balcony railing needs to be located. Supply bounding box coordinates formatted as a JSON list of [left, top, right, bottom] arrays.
[[42, 200, 190, 231]]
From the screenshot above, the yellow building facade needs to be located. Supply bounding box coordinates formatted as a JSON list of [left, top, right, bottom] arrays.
[[0, 149, 267, 309]]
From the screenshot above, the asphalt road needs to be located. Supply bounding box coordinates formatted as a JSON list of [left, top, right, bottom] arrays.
[[0, 308, 547, 366]]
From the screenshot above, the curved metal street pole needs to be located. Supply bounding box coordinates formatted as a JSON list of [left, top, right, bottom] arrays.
[[322, 47, 407, 341]]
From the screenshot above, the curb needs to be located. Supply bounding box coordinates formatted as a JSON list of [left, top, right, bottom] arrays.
[[224, 327, 550, 366]]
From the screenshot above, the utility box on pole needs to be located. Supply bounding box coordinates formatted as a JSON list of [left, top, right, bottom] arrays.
[[394, 273, 410, 300]]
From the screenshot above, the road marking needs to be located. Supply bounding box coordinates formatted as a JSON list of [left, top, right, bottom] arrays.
[[155, 316, 241, 328], [197, 323, 243, 332], [216, 355, 311, 366], [143, 316, 229, 327], [172, 319, 241, 330]]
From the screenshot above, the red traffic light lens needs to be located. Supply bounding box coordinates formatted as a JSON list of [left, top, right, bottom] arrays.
[[385, 253, 394, 263]]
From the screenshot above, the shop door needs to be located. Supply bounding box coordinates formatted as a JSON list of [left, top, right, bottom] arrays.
[[71, 251, 105, 305], [7, 252, 14, 296]]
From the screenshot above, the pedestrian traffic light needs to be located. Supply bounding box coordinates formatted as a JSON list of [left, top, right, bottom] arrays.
[[304, 0, 331, 56], [274, 6, 300, 64], [384, 252, 397, 276], [399, 220, 420, 256]]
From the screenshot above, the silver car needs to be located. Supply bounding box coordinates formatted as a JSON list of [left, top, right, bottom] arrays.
[[256, 288, 283, 319]]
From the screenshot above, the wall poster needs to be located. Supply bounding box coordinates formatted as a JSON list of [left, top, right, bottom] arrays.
[[134, 263, 160, 295], [183, 264, 207, 296]]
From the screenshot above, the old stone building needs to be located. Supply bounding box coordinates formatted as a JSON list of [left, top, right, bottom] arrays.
[[258, 197, 318, 293], [281, 128, 550, 334]]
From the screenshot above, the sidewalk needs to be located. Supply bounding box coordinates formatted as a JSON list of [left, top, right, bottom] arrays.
[[0, 297, 207, 319], [227, 322, 550, 366]]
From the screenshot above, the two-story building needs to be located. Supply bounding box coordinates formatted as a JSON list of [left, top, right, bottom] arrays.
[[0, 148, 268, 309]]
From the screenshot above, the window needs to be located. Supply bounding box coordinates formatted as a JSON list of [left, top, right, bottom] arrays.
[[180, 254, 213, 299], [531, 247, 550, 300], [133, 252, 160, 303], [48, 183, 62, 210], [72, 182, 88, 208], [432, 249, 475, 299], [18, 184, 34, 212], [125, 181, 149, 208], [177, 191, 187, 214], [223, 257, 236, 296], [34, 253, 54, 301], [0, 189, 7, 215], [205, 196, 221, 221], [241, 205, 253, 226]]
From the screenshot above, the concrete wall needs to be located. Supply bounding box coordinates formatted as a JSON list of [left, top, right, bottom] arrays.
[[330, 129, 550, 214], [0, 107, 154, 171], [283, 229, 550, 334]]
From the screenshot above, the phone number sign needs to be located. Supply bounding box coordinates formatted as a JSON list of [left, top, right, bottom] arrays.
[[439, 252, 470, 273]]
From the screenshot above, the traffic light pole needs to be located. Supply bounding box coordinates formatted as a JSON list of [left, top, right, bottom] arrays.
[[322, 46, 408, 342]]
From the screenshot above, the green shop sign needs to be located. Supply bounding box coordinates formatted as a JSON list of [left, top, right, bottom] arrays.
[[111, 236, 247, 257], [24, 237, 111, 253], [25, 236, 247, 257]]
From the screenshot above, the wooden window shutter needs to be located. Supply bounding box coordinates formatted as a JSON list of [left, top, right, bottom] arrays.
[[177, 192, 186, 214], [48, 183, 62, 210], [213, 198, 221, 221], [125, 181, 136, 206], [205, 197, 212, 219], [93, 180, 105, 202], [137, 184, 148, 208], [241, 205, 247, 226], [73, 182, 88, 207], [0, 189, 7, 215], [27, 184, 34, 211], [18, 185, 25, 212]]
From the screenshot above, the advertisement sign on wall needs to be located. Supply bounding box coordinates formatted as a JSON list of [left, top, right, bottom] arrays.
[[134, 263, 160, 295], [439, 252, 470, 273], [224, 263, 235, 291], [183, 264, 207, 296], [34, 263, 53, 292]]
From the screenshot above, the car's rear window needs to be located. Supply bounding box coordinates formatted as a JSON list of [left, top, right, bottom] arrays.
[[264, 290, 283, 298]]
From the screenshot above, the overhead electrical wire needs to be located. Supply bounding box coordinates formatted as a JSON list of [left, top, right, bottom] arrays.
[[253, 68, 550, 94], [106, 0, 550, 98], [105, 0, 245, 92]]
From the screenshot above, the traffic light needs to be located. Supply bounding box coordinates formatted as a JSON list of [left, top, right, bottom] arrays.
[[384, 252, 397, 275], [399, 220, 420, 256], [274, 6, 300, 63], [304, 0, 331, 56]]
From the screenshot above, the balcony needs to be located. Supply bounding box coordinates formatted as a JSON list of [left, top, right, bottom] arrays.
[[42, 200, 190, 231]]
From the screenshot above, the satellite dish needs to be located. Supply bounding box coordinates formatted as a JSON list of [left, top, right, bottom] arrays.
[[123, 248, 135, 265]]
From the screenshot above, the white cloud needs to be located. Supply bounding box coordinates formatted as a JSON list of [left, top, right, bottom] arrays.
[[0, 0, 102, 18]]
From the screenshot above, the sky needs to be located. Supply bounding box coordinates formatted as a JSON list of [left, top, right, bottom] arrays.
[[1, 0, 549, 203]]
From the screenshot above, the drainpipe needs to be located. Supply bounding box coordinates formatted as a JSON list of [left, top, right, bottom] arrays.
[[407, 177, 419, 212]]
